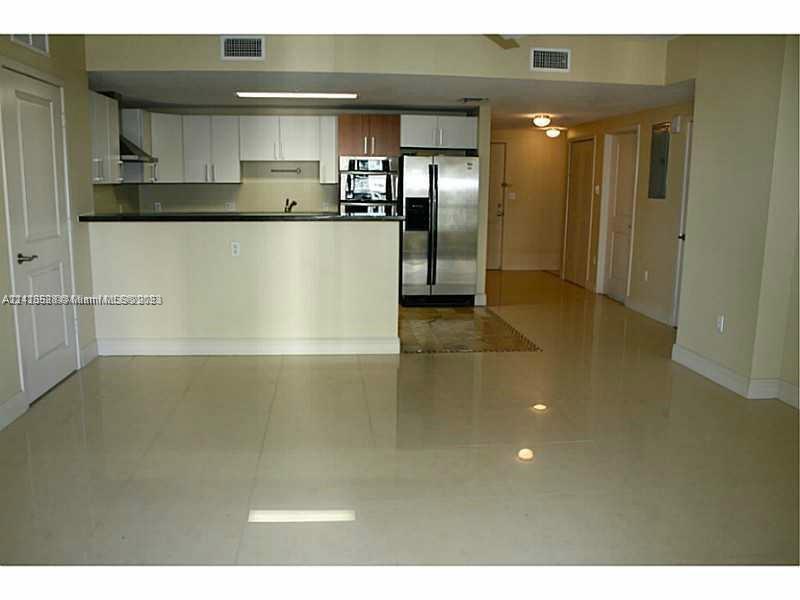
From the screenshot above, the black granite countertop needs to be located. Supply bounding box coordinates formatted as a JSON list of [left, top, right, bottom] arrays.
[[79, 211, 404, 223]]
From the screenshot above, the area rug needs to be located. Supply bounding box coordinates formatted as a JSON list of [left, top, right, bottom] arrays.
[[399, 306, 542, 353]]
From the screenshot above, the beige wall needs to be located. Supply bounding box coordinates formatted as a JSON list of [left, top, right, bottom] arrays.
[[85, 35, 668, 85], [567, 102, 693, 324], [750, 36, 799, 381], [673, 35, 794, 380], [89, 221, 399, 349], [781, 246, 799, 388], [490, 128, 568, 271], [0, 36, 95, 410], [136, 162, 338, 213]]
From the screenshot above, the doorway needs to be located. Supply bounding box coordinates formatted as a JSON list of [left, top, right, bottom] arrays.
[[486, 142, 506, 270], [600, 130, 638, 302], [672, 119, 693, 326], [563, 138, 595, 287], [0, 65, 78, 404]]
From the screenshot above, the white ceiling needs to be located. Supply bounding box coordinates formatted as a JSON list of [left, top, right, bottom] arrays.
[[89, 70, 693, 128]]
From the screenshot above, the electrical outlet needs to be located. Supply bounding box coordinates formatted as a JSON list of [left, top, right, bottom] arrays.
[[153, 202, 162, 212], [716, 314, 725, 334], [644, 270, 649, 282], [231, 241, 241, 257], [224, 202, 236, 211]]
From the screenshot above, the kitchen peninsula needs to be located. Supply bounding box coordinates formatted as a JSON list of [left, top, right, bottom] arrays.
[[79, 212, 402, 355]]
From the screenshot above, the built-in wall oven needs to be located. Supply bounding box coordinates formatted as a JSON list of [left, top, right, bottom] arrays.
[[339, 156, 398, 217]]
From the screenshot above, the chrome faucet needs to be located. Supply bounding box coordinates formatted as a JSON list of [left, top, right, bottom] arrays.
[[284, 198, 298, 213]]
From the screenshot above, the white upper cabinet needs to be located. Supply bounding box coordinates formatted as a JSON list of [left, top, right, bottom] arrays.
[[239, 116, 280, 160], [278, 116, 320, 161], [437, 115, 478, 150], [211, 116, 241, 183], [89, 91, 122, 184], [400, 114, 478, 150], [318, 116, 338, 184], [239, 116, 320, 161], [400, 115, 438, 148], [151, 113, 184, 183], [182, 116, 212, 183], [182, 115, 242, 183]]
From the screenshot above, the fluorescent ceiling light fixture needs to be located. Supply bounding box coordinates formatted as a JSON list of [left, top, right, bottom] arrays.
[[248, 509, 356, 523], [236, 92, 358, 99], [531, 114, 551, 128], [545, 128, 561, 138]]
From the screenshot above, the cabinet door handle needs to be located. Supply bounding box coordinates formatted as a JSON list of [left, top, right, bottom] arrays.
[[363, 136, 367, 154], [212, 164, 216, 182], [439, 128, 444, 146], [371, 136, 375, 155], [153, 163, 159, 182], [204, 164, 209, 182]]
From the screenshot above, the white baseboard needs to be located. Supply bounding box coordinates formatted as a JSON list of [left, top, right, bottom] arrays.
[[96, 337, 401, 356], [672, 344, 798, 409], [474, 293, 487, 307], [779, 380, 799, 409], [0, 391, 29, 432], [80, 340, 98, 367], [624, 298, 673, 326]]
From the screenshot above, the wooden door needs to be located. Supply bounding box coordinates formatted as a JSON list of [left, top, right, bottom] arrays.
[[487, 142, 506, 270], [605, 132, 637, 302], [0, 67, 77, 403], [564, 139, 594, 287], [338, 114, 370, 155], [368, 115, 400, 156]]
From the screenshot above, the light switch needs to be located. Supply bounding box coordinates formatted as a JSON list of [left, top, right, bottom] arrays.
[[231, 241, 241, 257], [594, 184, 601, 195], [153, 202, 162, 212], [224, 202, 236, 211], [507, 192, 516, 200]]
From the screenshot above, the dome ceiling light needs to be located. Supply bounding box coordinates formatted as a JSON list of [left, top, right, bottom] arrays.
[[545, 128, 562, 138], [531, 114, 552, 128]]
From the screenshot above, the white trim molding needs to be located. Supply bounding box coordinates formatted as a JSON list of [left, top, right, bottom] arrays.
[[474, 293, 487, 307], [80, 340, 99, 367], [779, 380, 799, 409], [672, 343, 799, 408], [0, 391, 28, 431], [97, 337, 401, 356]]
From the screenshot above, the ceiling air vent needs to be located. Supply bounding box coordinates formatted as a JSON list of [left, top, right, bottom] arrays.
[[530, 47, 571, 73], [220, 36, 265, 61]]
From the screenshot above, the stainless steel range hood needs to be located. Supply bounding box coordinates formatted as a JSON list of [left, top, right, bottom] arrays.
[[120, 134, 158, 163]]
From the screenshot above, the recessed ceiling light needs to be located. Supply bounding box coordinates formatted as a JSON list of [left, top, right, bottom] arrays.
[[517, 448, 535, 461], [545, 128, 561, 138], [248, 509, 356, 523], [531, 114, 551, 127], [236, 92, 358, 99], [531, 403, 548, 412]]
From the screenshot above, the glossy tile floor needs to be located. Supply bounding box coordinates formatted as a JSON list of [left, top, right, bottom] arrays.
[[0, 273, 797, 565]]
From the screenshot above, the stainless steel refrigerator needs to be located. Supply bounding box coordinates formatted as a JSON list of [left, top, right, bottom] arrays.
[[400, 155, 479, 304]]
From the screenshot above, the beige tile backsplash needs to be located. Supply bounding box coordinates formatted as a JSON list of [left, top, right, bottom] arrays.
[[136, 161, 338, 213]]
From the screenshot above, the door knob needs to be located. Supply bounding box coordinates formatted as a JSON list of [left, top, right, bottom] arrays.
[[678, 234, 686, 241], [17, 253, 38, 264]]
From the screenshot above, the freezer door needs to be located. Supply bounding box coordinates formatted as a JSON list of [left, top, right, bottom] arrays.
[[432, 156, 479, 295], [401, 156, 433, 296]]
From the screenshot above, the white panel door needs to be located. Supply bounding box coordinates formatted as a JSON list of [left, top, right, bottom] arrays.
[[318, 116, 338, 184], [438, 115, 478, 150], [0, 67, 76, 403], [151, 112, 184, 182], [400, 114, 437, 148], [239, 116, 280, 160], [182, 115, 212, 183], [211, 116, 240, 183], [605, 132, 637, 302], [279, 116, 320, 161]]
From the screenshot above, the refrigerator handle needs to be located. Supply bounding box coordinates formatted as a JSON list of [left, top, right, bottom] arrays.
[[430, 163, 438, 286], [426, 164, 435, 286]]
